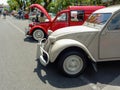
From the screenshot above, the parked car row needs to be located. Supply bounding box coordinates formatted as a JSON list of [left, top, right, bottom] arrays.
[[25, 4, 105, 41], [25, 4, 120, 77]]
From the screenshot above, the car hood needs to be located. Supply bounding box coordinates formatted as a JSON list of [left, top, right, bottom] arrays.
[[48, 25, 100, 47], [50, 25, 99, 37], [30, 4, 51, 22]]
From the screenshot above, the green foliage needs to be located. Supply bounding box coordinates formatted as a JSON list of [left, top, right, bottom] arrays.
[[7, 0, 120, 13], [47, 2, 55, 13], [7, 0, 18, 10], [30, 0, 42, 4]]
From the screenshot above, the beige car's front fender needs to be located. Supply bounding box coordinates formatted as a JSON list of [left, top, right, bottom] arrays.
[[49, 39, 96, 63]]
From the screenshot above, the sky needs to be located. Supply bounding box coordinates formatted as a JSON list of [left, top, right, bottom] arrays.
[[0, 0, 8, 5]]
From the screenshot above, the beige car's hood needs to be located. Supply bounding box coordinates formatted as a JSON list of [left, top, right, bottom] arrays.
[[50, 25, 99, 37]]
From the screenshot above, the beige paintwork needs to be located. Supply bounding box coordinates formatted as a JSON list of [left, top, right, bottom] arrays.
[[37, 5, 120, 66]]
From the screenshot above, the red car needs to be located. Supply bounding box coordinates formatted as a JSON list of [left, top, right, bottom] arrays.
[[25, 4, 105, 41]]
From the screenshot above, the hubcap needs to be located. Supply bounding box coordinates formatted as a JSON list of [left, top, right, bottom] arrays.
[[63, 55, 83, 75], [33, 30, 44, 40]]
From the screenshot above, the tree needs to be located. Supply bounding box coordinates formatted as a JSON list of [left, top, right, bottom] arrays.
[[30, 0, 42, 4], [112, 0, 120, 5], [7, 0, 18, 10], [43, 0, 52, 9], [29, 0, 52, 10]]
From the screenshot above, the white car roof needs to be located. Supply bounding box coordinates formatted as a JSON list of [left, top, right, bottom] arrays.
[[93, 5, 120, 14]]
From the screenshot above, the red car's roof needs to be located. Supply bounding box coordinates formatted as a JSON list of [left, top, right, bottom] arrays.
[[67, 6, 105, 11]]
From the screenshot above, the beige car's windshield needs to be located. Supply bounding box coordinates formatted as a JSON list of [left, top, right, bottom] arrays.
[[86, 13, 111, 25]]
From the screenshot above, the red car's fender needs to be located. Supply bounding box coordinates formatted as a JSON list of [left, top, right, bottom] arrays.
[[29, 25, 47, 35]]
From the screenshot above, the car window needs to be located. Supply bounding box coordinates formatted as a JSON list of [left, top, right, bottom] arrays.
[[70, 10, 84, 21], [108, 12, 120, 30], [56, 13, 67, 21]]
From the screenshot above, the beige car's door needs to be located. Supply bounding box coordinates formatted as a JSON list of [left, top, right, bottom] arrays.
[[99, 12, 120, 59]]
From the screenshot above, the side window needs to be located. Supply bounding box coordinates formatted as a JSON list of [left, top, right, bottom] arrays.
[[56, 13, 67, 21], [108, 13, 120, 30], [71, 10, 84, 21]]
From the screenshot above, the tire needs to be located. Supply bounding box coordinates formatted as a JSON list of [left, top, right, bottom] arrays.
[[58, 50, 87, 77], [32, 29, 45, 41]]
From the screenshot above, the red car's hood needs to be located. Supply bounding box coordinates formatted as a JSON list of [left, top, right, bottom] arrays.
[[30, 4, 51, 22]]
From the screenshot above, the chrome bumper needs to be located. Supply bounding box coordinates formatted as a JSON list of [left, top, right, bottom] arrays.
[[36, 39, 49, 66]]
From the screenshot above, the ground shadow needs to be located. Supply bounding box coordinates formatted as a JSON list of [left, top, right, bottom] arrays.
[[24, 36, 38, 43], [34, 59, 120, 89], [82, 61, 120, 89], [33, 59, 97, 89]]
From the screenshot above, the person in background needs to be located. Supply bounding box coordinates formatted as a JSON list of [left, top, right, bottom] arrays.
[[35, 11, 40, 22], [0, 10, 2, 18], [18, 9, 22, 19], [39, 12, 45, 22], [3, 10, 7, 19], [21, 11, 24, 19]]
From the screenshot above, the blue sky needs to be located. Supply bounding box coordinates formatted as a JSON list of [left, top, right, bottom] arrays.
[[0, 0, 8, 5]]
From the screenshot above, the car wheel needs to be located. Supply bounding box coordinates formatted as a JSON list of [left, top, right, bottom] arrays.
[[32, 29, 45, 41], [58, 50, 86, 77]]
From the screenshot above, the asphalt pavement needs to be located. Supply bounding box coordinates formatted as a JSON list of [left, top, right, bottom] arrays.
[[0, 15, 120, 90]]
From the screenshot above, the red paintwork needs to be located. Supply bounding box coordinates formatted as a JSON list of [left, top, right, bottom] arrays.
[[27, 4, 105, 35]]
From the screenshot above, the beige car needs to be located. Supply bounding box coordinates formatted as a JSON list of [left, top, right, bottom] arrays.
[[36, 5, 120, 77]]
